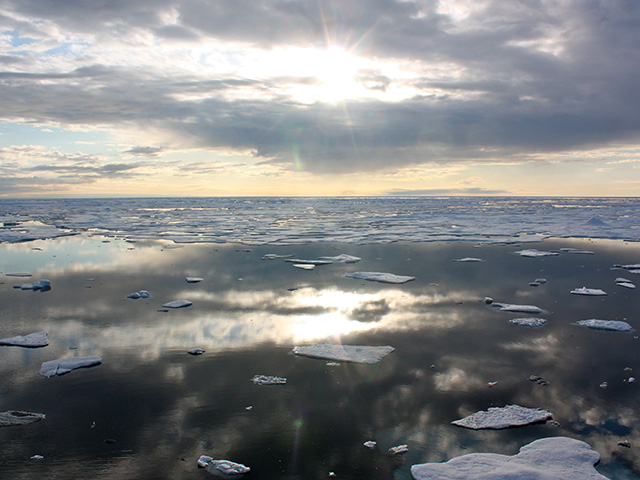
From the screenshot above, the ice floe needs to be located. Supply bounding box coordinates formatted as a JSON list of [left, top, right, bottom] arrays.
[[285, 258, 333, 265], [188, 348, 205, 355], [0, 410, 46, 427], [292, 263, 315, 270], [127, 290, 151, 299], [509, 317, 548, 328], [162, 299, 192, 308], [515, 249, 559, 257], [39, 356, 103, 377], [197, 456, 250, 475], [262, 253, 294, 260], [292, 344, 395, 364], [613, 263, 640, 274], [574, 319, 634, 332], [560, 247, 595, 254], [453, 257, 484, 262], [0, 331, 48, 348], [363, 441, 377, 449], [615, 277, 636, 289], [344, 272, 415, 284], [6, 272, 33, 277], [251, 375, 287, 385], [411, 436, 609, 480], [451, 404, 552, 430], [389, 444, 408, 455], [486, 300, 546, 315], [570, 287, 607, 296], [317, 254, 362, 263], [185, 276, 203, 283], [13, 279, 51, 291]]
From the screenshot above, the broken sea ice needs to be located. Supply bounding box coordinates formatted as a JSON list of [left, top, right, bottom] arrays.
[[344, 272, 415, 284], [0, 331, 49, 348], [39, 356, 103, 377], [0, 410, 46, 427], [570, 287, 607, 296], [127, 290, 151, 299], [197, 456, 250, 475], [251, 375, 287, 385], [451, 404, 552, 430], [509, 317, 547, 328], [292, 344, 395, 364], [411, 436, 609, 480], [317, 253, 362, 263], [574, 319, 634, 332]]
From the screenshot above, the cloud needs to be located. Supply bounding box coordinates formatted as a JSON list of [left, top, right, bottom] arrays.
[[384, 187, 508, 196]]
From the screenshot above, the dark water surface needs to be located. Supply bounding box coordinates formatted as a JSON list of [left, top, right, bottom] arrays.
[[1, 236, 640, 479]]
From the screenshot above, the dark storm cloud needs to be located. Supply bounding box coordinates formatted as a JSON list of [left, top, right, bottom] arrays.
[[1, 0, 639, 174]]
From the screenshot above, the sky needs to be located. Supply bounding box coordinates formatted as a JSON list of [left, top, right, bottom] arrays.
[[1, 0, 640, 197]]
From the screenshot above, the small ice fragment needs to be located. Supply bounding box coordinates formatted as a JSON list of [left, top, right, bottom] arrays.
[[515, 249, 559, 257], [197, 456, 251, 475], [262, 253, 294, 260], [0, 331, 48, 348], [389, 444, 409, 455], [618, 440, 632, 448], [14, 279, 51, 291], [453, 257, 484, 262], [628, 377, 636, 383], [0, 410, 46, 427], [318, 254, 362, 263], [127, 290, 151, 299], [31, 455, 44, 460], [285, 259, 333, 265], [528, 375, 550, 386], [293, 263, 316, 270], [39, 356, 102, 377], [570, 287, 607, 296], [252, 375, 287, 385], [560, 248, 595, 254], [411, 437, 608, 480], [487, 381, 498, 387], [162, 300, 192, 308], [344, 272, 415, 284], [185, 277, 203, 283], [245, 406, 253, 410], [329, 472, 336, 477], [489, 302, 546, 314], [364, 441, 377, 449], [535, 278, 547, 284], [452, 404, 552, 430], [509, 317, 548, 328], [6, 272, 32, 277], [326, 361, 341, 366], [484, 297, 494, 304], [599, 382, 608, 389], [188, 348, 205, 355], [292, 344, 395, 364], [574, 319, 633, 332], [529, 281, 540, 287], [615, 277, 636, 289]]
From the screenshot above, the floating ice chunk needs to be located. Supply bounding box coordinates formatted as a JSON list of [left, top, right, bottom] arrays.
[[188, 348, 205, 355], [292, 344, 395, 364], [317, 254, 362, 263], [13, 279, 51, 291], [389, 444, 408, 455], [560, 248, 595, 254], [364, 441, 377, 449], [535, 278, 547, 284], [489, 302, 546, 314], [574, 319, 633, 332], [162, 299, 192, 308], [515, 249, 559, 257], [411, 436, 608, 480], [185, 277, 203, 283], [0, 410, 46, 427], [570, 287, 607, 296], [509, 317, 548, 328], [39, 356, 102, 377], [0, 331, 48, 348], [453, 257, 484, 262], [197, 456, 250, 475], [31, 455, 44, 460], [528, 375, 550, 386], [127, 290, 151, 299], [451, 404, 552, 430], [615, 277, 636, 289], [344, 272, 415, 284], [262, 253, 293, 260], [285, 258, 333, 265], [6, 272, 33, 277], [251, 375, 287, 385], [293, 263, 315, 270]]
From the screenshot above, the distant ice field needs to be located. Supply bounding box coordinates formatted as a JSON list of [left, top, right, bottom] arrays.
[[1, 197, 640, 245]]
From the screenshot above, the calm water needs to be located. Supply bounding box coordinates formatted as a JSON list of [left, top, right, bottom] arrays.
[[1, 235, 640, 479]]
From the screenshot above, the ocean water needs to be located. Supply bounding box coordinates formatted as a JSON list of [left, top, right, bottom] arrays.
[[1, 197, 640, 479]]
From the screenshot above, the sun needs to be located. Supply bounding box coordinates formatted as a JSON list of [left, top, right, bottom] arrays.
[[313, 46, 361, 103]]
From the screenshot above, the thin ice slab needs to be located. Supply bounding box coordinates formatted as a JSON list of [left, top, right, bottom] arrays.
[[515, 249, 559, 257], [292, 344, 395, 364], [39, 356, 102, 377], [344, 272, 415, 284], [0, 410, 46, 427], [509, 318, 547, 328], [411, 436, 609, 480], [453, 257, 484, 262], [452, 404, 552, 430], [0, 331, 48, 348], [162, 299, 193, 308], [574, 319, 633, 332], [318, 254, 362, 263], [197, 456, 250, 475], [570, 287, 607, 296], [185, 277, 203, 283], [488, 301, 546, 315]]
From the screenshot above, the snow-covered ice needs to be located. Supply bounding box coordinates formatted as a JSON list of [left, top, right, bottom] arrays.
[[451, 404, 552, 430], [574, 319, 634, 332], [515, 249, 559, 257], [0, 410, 46, 427], [185, 277, 203, 283], [570, 287, 607, 296], [292, 344, 395, 364], [252, 375, 287, 385], [0, 331, 48, 348], [411, 436, 609, 480], [509, 317, 547, 328], [127, 290, 151, 299], [197, 456, 250, 475], [39, 356, 103, 377], [162, 299, 192, 308], [344, 272, 415, 284]]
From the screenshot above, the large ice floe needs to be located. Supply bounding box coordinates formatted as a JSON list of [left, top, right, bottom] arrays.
[[197, 456, 250, 476], [292, 344, 395, 364], [0, 331, 48, 348], [39, 356, 103, 377], [451, 404, 552, 430], [410, 436, 609, 480], [574, 319, 634, 332], [344, 272, 415, 284], [570, 287, 607, 296], [0, 410, 46, 427]]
